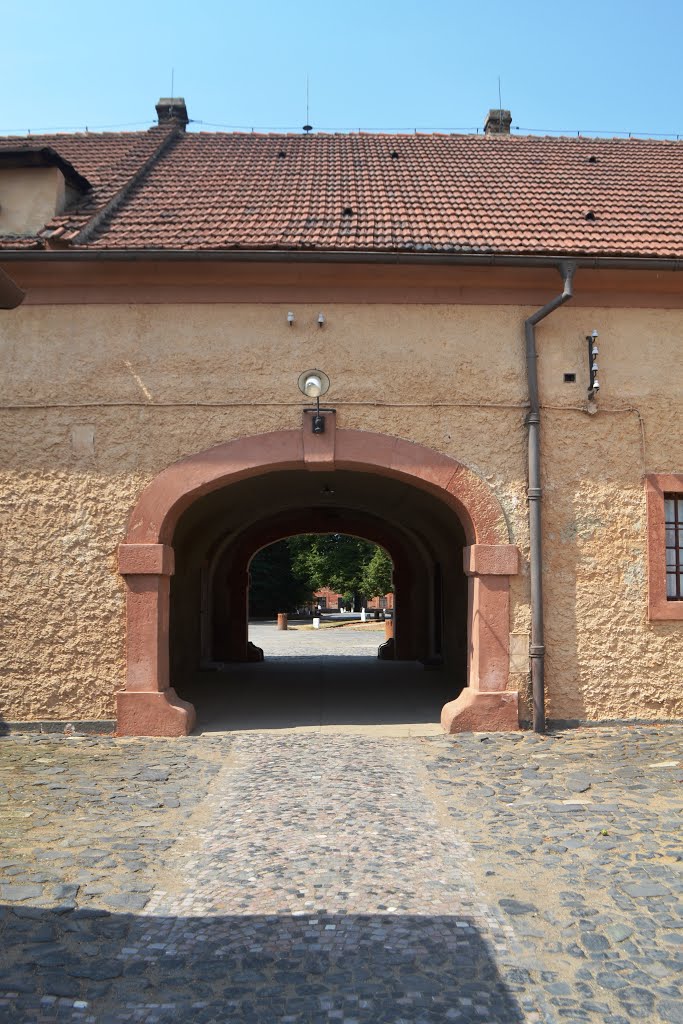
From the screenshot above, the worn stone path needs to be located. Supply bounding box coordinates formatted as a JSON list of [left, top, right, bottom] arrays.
[[0, 726, 680, 1023]]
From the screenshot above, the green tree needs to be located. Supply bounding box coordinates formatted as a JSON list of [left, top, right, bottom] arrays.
[[248, 540, 311, 618], [288, 534, 393, 607], [360, 545, 394, 598]]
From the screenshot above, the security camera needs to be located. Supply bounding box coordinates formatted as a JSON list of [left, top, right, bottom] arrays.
[[593, 380, 600, 391]]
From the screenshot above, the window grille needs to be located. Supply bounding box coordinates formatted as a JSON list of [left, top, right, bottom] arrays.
[[665, 494, 683, 600]]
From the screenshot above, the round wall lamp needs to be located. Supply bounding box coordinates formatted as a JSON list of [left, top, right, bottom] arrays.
[[298, 369, 330, 399], [298, 369, 331, 433]]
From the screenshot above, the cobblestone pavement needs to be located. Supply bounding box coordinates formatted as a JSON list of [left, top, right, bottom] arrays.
[[0, 726, 680, 1023]]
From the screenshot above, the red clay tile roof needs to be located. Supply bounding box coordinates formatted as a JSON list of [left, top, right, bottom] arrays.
[[3, 127, 683, 258], [0, 125, 178, 248]]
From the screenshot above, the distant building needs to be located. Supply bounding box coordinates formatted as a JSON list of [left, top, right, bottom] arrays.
[[313, 587, 394, 612]]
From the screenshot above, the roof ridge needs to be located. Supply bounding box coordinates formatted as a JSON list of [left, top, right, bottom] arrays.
[[0, 130, 149, 142], [185, 130, 683, 142], [67, 125, 183, 246]]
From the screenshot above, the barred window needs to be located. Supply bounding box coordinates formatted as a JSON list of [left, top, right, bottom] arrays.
[[665, 495, 683, 600]]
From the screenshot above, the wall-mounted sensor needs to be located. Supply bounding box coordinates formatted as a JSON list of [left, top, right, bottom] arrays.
[[287, 311, 295, 326], [317, 312, 325, 327], [586, 330, 601, 400]]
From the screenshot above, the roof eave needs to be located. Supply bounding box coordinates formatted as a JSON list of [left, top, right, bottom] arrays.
[[2, 247, 683, 272]]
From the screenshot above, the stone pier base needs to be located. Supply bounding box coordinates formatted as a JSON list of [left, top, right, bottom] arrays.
[[441, 688, 519, 733], [117, 689, 196, 737]]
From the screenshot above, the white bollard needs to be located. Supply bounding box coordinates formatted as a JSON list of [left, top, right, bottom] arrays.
[[313, 617, 320, 629], [360, 608, 367, 622]]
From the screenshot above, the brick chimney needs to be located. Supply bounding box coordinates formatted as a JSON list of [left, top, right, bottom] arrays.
[[484, 109, 512, 135], [155, 97, 189, 129]]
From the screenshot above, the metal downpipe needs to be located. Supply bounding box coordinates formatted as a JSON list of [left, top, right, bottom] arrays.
[[525, 262, 576, 732]]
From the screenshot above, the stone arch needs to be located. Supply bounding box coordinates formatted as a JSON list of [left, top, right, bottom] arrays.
[[117, 421, 520, 735], [124, 427, 509, 546]]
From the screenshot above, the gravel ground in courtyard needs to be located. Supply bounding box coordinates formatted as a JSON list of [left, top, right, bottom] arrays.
[[248, 623, 386, 658], [0, 726, 680, 1023]]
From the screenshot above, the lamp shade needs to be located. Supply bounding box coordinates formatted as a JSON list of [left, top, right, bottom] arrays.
[[298, 369, 330, 399]]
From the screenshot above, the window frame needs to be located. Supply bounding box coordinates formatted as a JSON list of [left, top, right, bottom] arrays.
[[646, 474, 683, 621], [665, 493, 683, 600]]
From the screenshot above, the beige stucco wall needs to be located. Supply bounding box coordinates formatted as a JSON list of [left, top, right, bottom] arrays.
[[0, 167, 65, 236], [0, 294, 681, 723]]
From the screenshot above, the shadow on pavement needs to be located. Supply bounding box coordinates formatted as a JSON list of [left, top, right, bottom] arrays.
[[0, 904, 529, 1022], [177, 657, 455, 733]]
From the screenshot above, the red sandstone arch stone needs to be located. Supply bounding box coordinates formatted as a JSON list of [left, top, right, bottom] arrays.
[[117, 421, 521, 736]]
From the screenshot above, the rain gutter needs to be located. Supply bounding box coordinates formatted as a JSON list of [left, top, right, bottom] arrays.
[[525, 262, 576, 733], [0, 249, 683, 271]]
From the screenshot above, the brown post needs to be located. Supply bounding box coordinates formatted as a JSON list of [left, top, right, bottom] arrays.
[[277, 612, 288, 630], [384, 615, 394, 641]]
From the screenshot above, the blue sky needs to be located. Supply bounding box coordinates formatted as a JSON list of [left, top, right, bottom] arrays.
[[2, 0, 681, 137]]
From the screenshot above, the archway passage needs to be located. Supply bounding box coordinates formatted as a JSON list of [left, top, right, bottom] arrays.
[[117, 421, 521, 735], [169, 482, 468, 731]]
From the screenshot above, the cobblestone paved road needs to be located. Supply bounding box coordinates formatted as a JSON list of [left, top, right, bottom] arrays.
[[0, 727, 680, 1023]]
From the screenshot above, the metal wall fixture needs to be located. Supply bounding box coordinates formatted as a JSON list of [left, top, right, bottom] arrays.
[[587, 329, 600, 398], [298, 368, 333, 433], [285, 311, 326, 327]]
